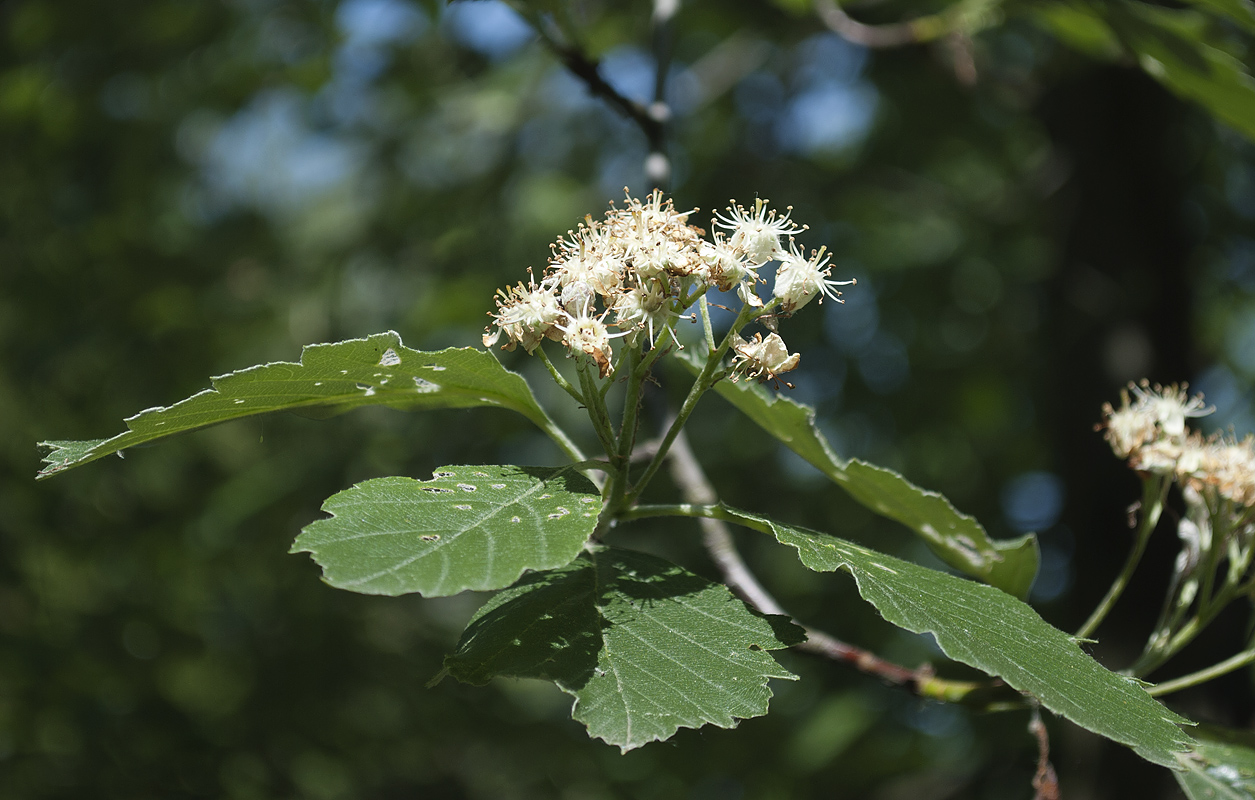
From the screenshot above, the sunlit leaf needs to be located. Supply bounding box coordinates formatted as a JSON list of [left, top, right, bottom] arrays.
[[677, 352, 1038, 598], [443, 546, 804, 751], [290, 465, 600, 597], [716, 505, 1195, 768], [38, 332, 551, 478]]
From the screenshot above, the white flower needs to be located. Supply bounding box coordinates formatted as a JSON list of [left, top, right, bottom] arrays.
[[1100, 393, 1157, 459], [551, 228, 623, 298], [484, 276, 564, 353], [1100, 382, 1213, 463], [731, 332, 800, 387], [1196, 435, 1255, 506], [739, 280, 764, 307], [700, 233, 758, 292], [629, 229, 685, 281], [1101, 382, 1229, 490], [714, 198, 804, 265], [555, 298, 627, 378], [627, 189, 696, 233], [1174, 431, 1208, 480], [611, 281, 677, 347], [559, 279, 597, 316], [772, 243, 854, 313], [1128, 381, 1212, 438], [1132, 437, 1184, 476], [608, 189, 704, 283]]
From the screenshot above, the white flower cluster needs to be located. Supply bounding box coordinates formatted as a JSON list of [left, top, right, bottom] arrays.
[[1101, 382, 1211, 464], [483, 191, 854, 381], [1100, 381, 1255, 506]]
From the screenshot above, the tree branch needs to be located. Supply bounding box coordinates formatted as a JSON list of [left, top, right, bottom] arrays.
[[1029, 710, 1061, 800], [814, 0, 923, 48], [814, 0, 993, 53], [523, 10, 667, 160], [646, 0, 679, 186], [666, 426, 974, 695]]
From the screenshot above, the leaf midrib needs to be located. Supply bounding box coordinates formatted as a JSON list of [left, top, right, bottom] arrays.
[[330, 470, 571, 589]]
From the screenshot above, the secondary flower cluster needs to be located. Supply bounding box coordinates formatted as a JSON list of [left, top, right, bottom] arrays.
[[1100, 381, 1255, 506], [483, 191, 853, 380]]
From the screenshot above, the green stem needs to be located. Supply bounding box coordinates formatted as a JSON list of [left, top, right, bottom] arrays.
[[637, 324, 677, 377], [1234, 574, 1255, 597], [536, 346, 585, 406], [618, 346, 644, 461], [1227, 529, 1253, 587], [622, 319, 744, 507], [699, 295, 715, 351], [1140, 564, 1201, 671], [1131, 493, 1255, 676], [1075, 476, 1168, 640], [536, 415, 587, 466], [1133, 583, 1237, 676], [1164, 593, 1234, 657], [607, 347, 647, 511], [517, 386, 595, 488], [577, 363, 616, 456], [1147, 647, 1255, 696], [1199, 497, 1228, 610], [489, 347, 593, 485]]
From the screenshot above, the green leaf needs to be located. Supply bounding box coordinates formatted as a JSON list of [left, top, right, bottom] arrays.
[[1026, 0, 1255, 142], [677, 352, 1038, 598], [38, 332, 551, 479], [1177, 726, 1255, 799], [839, 460, 1040, 599], [1023, 2, 1123, 59], [290, 465, 600, 597], [716, 506, 1194, 768], [770, 0, 814, 15], [443, 546, 804, 752], [1111, 1, 1255, 142], [1183, 0, 1255, 36]]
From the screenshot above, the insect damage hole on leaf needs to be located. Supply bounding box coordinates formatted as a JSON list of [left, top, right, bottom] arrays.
[[290, 465, 600, 597]]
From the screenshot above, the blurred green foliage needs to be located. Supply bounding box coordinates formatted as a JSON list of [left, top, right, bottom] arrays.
[[5, 0, 1255, 796]]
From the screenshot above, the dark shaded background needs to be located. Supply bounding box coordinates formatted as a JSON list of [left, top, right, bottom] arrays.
[[4, 0, 1255, 797]]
